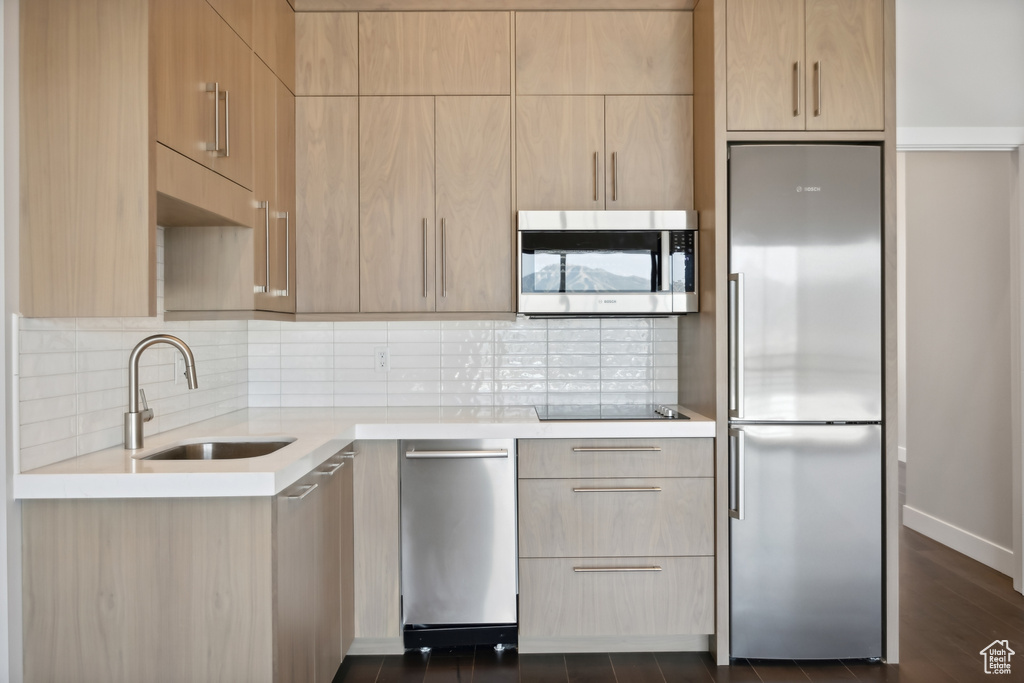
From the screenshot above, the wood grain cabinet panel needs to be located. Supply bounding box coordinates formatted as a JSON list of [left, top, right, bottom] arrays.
[[516, 96, 605, 210], [274, 473, 320, 683], [518, 438, 713, 479], [359, 12, 510, 95], [805, 0, 884, 131], [359, 97, 436, 313], [519, 557, 714, 638], [435, 96, 513, 313], [296, 97, 360, 313], [515, 11, 693, 95], [254, 0, 296, 92], [605, 96, 693, 210], [209, 8, 255, 190], [727, 0, 883, 131], [295, 12, 358, 96], [518, 477, 714, 558], [208, 0, 254, 46]]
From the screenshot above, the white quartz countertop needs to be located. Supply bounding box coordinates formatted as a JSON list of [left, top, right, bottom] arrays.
[[14, 406, 714, 499]]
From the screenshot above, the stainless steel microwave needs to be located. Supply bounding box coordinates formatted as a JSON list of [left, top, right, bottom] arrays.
[[517, 210, 698, 316]]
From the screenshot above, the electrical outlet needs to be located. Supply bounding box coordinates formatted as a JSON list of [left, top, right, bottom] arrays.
[[374, 347, 389, 373]]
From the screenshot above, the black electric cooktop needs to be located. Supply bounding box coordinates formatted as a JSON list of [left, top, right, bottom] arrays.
[[534, 404, 689, 421]]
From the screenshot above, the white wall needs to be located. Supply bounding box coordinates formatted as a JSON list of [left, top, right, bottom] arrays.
[[897, 0, 1024, 149]]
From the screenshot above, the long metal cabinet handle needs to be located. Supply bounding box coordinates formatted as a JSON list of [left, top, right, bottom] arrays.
[[223, 88, 230, 158], [793, 62, 801, 117], [573, 566, 662, 573], [405, 449, 509, 459], [339, 449, 357, 458], [612, 152, 618, 202], [593, 151, 599, 202], [319, 462, 343, 476], [572, 487, 662, 493], [814, 61, 822, 117], [254, 201, 270, 293], [728, 273, 744, 419], [287, 483, 318, 500], [422, 218, 428, 298], [206, 82, 220, 154], [660, 230, 671, 291], [441, 218, 447, 298], [729, 429, 745, 520], [278, 211, 290, 297], [572, 446, 661, 453]]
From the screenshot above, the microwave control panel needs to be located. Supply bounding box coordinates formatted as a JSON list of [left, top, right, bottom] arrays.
[[670, 230, 698, 313]]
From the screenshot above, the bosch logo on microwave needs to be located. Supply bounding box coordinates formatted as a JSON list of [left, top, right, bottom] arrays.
[[796, 186, 822, 193], [600, 299, 618, 304]]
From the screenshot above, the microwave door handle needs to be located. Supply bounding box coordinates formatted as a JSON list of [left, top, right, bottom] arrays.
[[660, 231, 671, 291]]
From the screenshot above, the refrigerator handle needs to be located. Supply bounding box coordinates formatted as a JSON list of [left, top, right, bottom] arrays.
[[729, 428, 745, 520], [728, 273, 744, 419]]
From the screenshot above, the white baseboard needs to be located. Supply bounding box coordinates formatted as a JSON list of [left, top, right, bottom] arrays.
[[903, 504, 1015, 576], [519, 634, 709, 654], [898, 446, 906, 463]]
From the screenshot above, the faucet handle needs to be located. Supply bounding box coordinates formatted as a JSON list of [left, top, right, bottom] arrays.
[[139, 388, 154, 423]]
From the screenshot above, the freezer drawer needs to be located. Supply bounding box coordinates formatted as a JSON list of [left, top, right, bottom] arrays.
[[729, 424, 882, 659], [400, 439, 518, 628]]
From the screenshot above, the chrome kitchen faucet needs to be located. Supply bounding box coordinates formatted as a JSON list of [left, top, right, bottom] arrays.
[[124, 335, 198, 450]]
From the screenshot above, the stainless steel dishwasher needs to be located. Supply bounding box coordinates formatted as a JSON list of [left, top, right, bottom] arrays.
[[400, 438, 518, 649]]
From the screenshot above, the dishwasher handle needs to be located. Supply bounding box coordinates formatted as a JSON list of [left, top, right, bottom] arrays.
[[405, 449, 509, 459]]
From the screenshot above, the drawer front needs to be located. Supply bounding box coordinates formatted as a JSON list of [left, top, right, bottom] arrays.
[[519, 478, 713, 558], [519, 556, 714, 638], [518, 438, 712, 479]]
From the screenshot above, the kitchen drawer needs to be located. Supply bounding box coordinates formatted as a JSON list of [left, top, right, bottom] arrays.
[[519, 556, 714, 638], [519, 478, 713, 558], [518, 438, 712, 479]]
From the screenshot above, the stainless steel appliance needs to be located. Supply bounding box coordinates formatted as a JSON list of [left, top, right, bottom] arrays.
[[728, 144, 883, 660], [534, 403, 690, 421], [517, 210, 697, 316], [400, 439, 518, 649]]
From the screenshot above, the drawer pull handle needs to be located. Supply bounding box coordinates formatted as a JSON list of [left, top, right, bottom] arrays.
[[573, 566, 663, 573], [572, 487, 662, 493], [318, 462, 343, 476], [287, 483, 318, 501], [571, 446, 661, 453], [406, 449, 509, 459], [340, 449, 357, 458]]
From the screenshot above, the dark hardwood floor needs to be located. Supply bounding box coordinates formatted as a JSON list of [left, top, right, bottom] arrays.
[[334, 464, 1024, 682]]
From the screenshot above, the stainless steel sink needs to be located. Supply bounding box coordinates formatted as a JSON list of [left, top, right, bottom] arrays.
[[142, 440, 293, 461]]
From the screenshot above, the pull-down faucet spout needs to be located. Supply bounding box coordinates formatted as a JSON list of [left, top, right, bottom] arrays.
[[124, 335, 199, 450]]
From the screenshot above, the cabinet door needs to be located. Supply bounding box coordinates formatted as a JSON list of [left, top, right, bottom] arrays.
[[315, 457, 344, 683], [339, 453, 355, 657], [209, 10, 254, 190], [254, 0, 296, 93], [805, 0, 884, 131], [253, 58, 278, 312], [207, 0, 253, 48], [274, 78, 296, 312], [726, 0, 804, 131], [296, 97, 360, 313], [296, 12, 359, 96], [275, 476, 319, 683], [516, 96, 604, 210], [515, 11, 693, 96], [153, 0, 211, 169], [359, 97, 436, 313], [359, 12, 510, 95], [435, 96, 512, 313], [605, 96, 693, 210]]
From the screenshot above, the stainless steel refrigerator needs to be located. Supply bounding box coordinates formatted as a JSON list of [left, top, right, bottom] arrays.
[[728, 144, 883, 660]]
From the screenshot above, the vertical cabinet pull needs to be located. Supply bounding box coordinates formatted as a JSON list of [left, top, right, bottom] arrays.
[[254, 201, 270, 294], [729, 429, 745, 520], [277, 211, 290, 297], [593, 151, 599, 202], [205, 83, 229, 157], [793, 62, 801, 117], [728, 272, 744, 419], [422, 218, 428, 298], [611, 152, 618, 202], [441, 218, 448, 298], [814, 61, 822, 117]]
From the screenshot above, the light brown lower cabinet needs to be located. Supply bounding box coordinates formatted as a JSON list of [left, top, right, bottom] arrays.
[[22, 452, 354, 683]]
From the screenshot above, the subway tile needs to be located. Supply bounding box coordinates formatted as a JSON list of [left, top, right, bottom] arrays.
[[77, 427, 123, 456], [249, 395, 282, 408], [281, 395, 334, 408], [387, 381, 442, 395], [496, 354, 547, 368], [249, 356, 280, 370], [601, 317, 654, 330], [600, 380, 654, 393], [601, 342, 654, 356], [601, 393, 658, 405], [20, 417, 78, 449], [20, 374, 77, 401], [333, 368, 381, 382], [549, 328, 599, 342], [76, 318, 124, 332], [20, 352, 76, 377], [76, 407, 123, 435], [20, 395, 77, 425], [654, 340, 679, 356], [249, 343, 282, 357], [77, 350, 123, 372], [388, 393, 440, 407], [440, 354, 492, 369], [548, 318, 600, 330], [601, 367, 653, 380], [281, 329, 333, 344], [249, 369, 282, 383], [439, 381, 494, 394], [19, 317, 76, 331], [549, 367, 602, 381], [441, 328, 494, 343], [388, 368, 441, 383], [493, 393, 543, 406], [547, 393, 600, 406], [388, 349, 441, 366], [601, 327, 652, 342], [600, 354, 654, 367], [494, 328, 546, 343], [249, 381, 282, 396], [495, 341, 547, 356], [333, 381, 387, 395], [387, 321, 441, 331], [440, 393, 494, 407], [334, 328, 388, 343], [281, 342, 334, 356], [77, 388, 124, 414], [281, 368, 334, 383], [548, 380, 601, 393], [440, 320, 494, 331], [548, 341, 601, 355], [248, 330, 281, 344], [441, 367, 494, 382], [440, 342, 494, 356], [20, 330, 76, 354], [335, 394, 388, 407], [496, 367, 546, 381], [496, 380, 546, 393]]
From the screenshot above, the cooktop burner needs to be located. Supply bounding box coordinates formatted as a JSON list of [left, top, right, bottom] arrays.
[[534, 404, 689, 421]]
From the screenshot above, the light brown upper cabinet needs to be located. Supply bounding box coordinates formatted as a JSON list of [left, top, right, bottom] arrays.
[[360, 96, 513, 314], [153, 0, 254, 190], [253, 59, 297, 314], [296, 97, 360, 314], [517, 96, 693, 211], [207, 0, 254, 46], [254, 0, 297, 93], [726, 0, 884, 131], [359, 12, 511, 95], [516, 12, 693, 95], [295, 13, 358, 96]]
